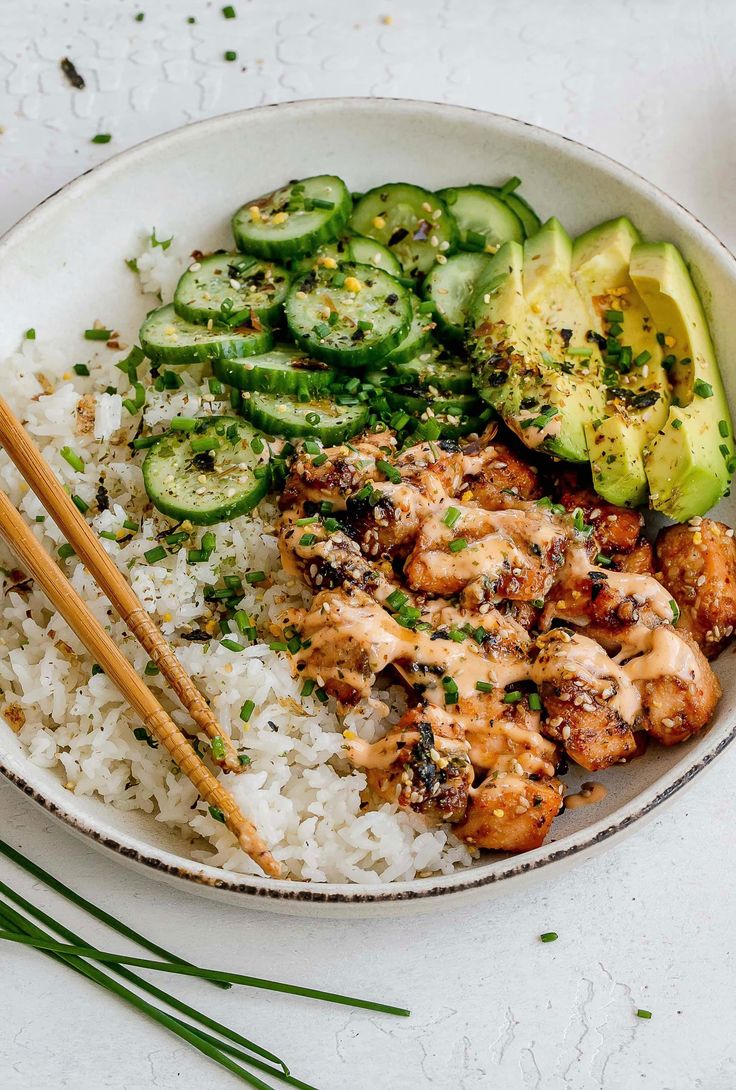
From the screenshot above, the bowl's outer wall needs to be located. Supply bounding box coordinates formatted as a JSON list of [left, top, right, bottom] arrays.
[[1, 99, 735, 915]]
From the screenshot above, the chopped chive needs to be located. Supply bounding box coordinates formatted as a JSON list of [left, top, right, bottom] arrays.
[[376, 458, 401, 483], [190, 436, 219, 454], [448, 537, 468, 553], [244, 570, 265, 584], [71, 494, 89, 514], [540, 932, 558, 943], [566, 346, 591, 357], [134, 11, 145, 21], [221, 639, 245, 653], [144, 546, 167, 565], [133, 727, 157, 748], [634, 350, 651, 367], [269, 641, 288, 652], [475, 681, 494, 693], [500, 175, 522, 195], [122, 518, 138, 532], [84, 328, 111, 340], [719, 419, 730, 437], [210, 736, 226, 761], [299, 533, 317, 547], [165, 531, 188, 546], [144, 661, 160, 677], [222, 3, 236, 15], [604, 309, 623, 322], [57, 544, 75, 560], [35, 515, 46, 523], [25, 328, 36, 340], [305, 412, 321, 426], [239, 699, 255, 723], [208, 806, 226, 823], [250, 435, 264, 454], [502, 690, 522, 704], [224, 50, 237, 61], [386, 589, 408, 611], [448, 628, 467, 643], [301, 679, 315, 698], [60, 446, 84, 472], [315, 687, 328, 704], [595, 553, 612, 568], [237, 753, 251, 766], [99, 530, 118, 541], [186, 549, 206, 564], [528, 692, 542, 711], [670, 599, 680, 623], [464, 229, 487, 251], [442, 506, 461, 529], [636, 1009, 652, 1020], [73, 363, 90, 376], [306, 197, 335, 210], [671, 418, 683, 429], [295, 515, 319, 526], [694, 378, 713, 399], [91, 133, 112, 144]]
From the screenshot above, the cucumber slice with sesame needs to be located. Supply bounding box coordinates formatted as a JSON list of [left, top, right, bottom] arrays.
[[284, 262, 411, 369], [438, 186, 524, 252], [349, 184, 458, 279], [293, 235, 403, 278], [232, 175, 351, 260], [424, 251, 491, 344], [393, 343, 473, 395], [240, 391, 368, 444], [383, 294, 436, 364], [142, 416, 271, 525], [212, 345, 336, 396], [174, 253, 290, 326], [140, 304, 273, 364]]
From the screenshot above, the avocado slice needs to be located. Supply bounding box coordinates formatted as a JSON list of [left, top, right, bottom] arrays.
[[571, 217, 671, 507], [630, 242, 734, 520], [468, 226, 605, 462]]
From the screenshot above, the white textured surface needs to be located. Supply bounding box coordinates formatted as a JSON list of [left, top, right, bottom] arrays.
[[1, 2, 736, 1087]]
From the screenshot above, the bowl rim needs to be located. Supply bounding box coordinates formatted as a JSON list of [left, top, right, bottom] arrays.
[[2, 95, 735, 906]]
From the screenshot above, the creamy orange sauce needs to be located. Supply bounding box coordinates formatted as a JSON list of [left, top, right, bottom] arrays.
[[564, 781, 607, 809], [532, 630, 642, 724]]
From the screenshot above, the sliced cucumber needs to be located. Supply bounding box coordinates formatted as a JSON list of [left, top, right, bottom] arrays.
[[140, 304, 273, 364], [424, 251, 491, 344], [174, 253, 290, 325], [284, 261, 411, 368], [384, 387, 485, 439], [384, 294, 436, 364], [213, 345, 335, 396], [438, 186, 524, 252], [393, 343, 473, 395], [293, 235, 403, 278], [489, 187, 542, 238], [142, 416, 270, 525], [232, 175, 351, 260], [349, 184, 458, 278], [240, 391, 368, 444]]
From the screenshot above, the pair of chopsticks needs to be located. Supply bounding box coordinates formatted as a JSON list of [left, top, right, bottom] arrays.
[[0, 394, 279, 878]]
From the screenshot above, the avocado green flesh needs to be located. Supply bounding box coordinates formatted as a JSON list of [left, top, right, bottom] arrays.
[[630, 242, 734, 520], [572, 217, 670, 507], [468, 229, 605, 463]]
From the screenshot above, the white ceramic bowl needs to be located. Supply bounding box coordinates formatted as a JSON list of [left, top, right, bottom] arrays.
[[1, 98, 735, 917]]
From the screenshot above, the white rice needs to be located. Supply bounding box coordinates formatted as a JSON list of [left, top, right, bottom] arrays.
[[0, 232, 472, 883]]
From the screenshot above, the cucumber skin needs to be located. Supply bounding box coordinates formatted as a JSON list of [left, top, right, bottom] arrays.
[[423, 251, 491, 346], [142, 418, 271, 525], [173, 255, 290, 326], [140, 306, 274, 365], [240, 393, 369, 445], [284, 263, 412, 370], [212, 348, 335, 396], [232, 176, 352, 260]]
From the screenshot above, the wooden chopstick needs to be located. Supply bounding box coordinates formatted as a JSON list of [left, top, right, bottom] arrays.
[[0, 394, 243, 773], [0, 488, 280, 878]]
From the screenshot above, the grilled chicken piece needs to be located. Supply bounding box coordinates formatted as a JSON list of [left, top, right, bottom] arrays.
[[455, 773, 563, 852], [622, 626, 721, 745], [279, 525, 392, 598], [548, 546, 677, 642], [552, 469, 645, 556], [346, 704, 473, 823], [656, 519, 736, 659], [610, 539, 655, 576], [404, 504, 566, 599], [461, 436, 544, 509], [531, 629, 639, 771], [342, 439, 465, 559], [279, 432, 394, 517]]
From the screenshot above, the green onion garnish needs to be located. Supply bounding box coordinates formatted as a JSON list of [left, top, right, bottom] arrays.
[[144, 661, 160, 677], [448, 537, 468, 553], [670, 599, 680, 623], [84, 328, 112, 340], [604, 309, 623, 322], [60, 446, 84, 472], [694, 378, 714, 398], [73, 363, 90, 376], [442, 506, 461, 529], [144, 546, 167, 565], [540, 932, 558, 943], [376, 458, 401, 483], [208, 806, 226, 823], [475, 681, 493, 693], [210, 736, 226, 761], [301, 680, 315, 698], [529, 692, 542, 711], [57, 544, 75, 560], [244, 570, 265, 584], [295, 515, 319, 526], [224, 50, 237, 61], [221, 639, 245, 653], [719, 419, 730, 438], [239, 700, 255, 723], [91, 133, 112, 144], [222, 3, 236, 15], [71, 494, 89, 514], [502, 690, 522, 704], [636, 1009, 652, 1019], [25, 328, 36, 340], [190, 436, 219, 453]]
